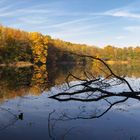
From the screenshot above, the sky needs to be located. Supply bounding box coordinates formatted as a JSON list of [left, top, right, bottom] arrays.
[[0, 0, 140, 47]]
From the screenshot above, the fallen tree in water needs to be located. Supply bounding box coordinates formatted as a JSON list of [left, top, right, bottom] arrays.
[[49, 54, 140, 119]]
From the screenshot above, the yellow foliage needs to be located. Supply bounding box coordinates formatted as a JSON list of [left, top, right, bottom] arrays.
[[28, 32, 48, 64]]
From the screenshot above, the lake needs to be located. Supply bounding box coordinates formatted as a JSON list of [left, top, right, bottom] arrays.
[[0, 62, 140, 140]]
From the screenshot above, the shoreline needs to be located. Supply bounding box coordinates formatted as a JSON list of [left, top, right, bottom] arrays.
[[106, 60, 129, 65], [0, 61, 33, 67]]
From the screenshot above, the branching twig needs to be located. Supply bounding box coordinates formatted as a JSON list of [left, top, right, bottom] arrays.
[[49, 53, 139, 119]]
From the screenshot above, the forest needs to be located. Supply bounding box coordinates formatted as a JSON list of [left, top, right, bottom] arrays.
[[0, 24, 140, 65]]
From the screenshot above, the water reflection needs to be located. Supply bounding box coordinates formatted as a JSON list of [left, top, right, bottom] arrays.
[[0, 63, 88, 102], [0, 63, 140, 140], [1, 63, 140, 101]]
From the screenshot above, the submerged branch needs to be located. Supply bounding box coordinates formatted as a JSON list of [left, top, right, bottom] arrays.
[[49, 53, 140, 119]]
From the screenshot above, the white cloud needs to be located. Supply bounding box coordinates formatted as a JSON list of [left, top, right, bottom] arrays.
[[124, 26, 140, 32], [40, 17, 96, 29], [103, 10, 140, 18], [97, 4, 140, 19], [18, 17, 48, 25], [115, 36, 126, 40]]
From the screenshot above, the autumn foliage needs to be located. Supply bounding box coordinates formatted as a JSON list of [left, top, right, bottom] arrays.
[[0, 25, 140, 65]]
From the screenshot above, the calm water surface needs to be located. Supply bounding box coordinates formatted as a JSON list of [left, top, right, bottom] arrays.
[[0, 63, 140, 140]]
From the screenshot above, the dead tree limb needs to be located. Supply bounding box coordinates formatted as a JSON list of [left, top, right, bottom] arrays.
[[49, 53, 140, 119]]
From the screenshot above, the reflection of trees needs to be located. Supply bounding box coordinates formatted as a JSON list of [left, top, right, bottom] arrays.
[[50, 54, 140, 119], [0, 67, 33, 90], [0, 67, 33, 102], [0, 63, 76, 102], [30, 65, 48, 95], [107, 63, 140, 78], [0, 65, 49, 101], [0, 63, 89, 102], [1, 55, 140, 103], [1, 56, 140, 138]]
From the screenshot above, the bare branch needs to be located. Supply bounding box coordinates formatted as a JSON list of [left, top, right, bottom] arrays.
[[49, 53, 139, 119]]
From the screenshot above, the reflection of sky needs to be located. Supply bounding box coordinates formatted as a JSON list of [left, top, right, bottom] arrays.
[[0, 89, 140, 140], [0, 76, 140, 139]]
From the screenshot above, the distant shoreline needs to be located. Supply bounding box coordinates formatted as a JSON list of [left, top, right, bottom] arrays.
[[106, 60, 129, 65], [0, 61, 33, 67], [0, 60, 139, 68]]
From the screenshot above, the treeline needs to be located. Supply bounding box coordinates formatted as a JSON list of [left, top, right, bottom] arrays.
[[51, 41, 140, 62], [0, 25, 140, 64], [96, 45, 140, 61], [0, 25, 48, 64], [0, 25, 87, 64]]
